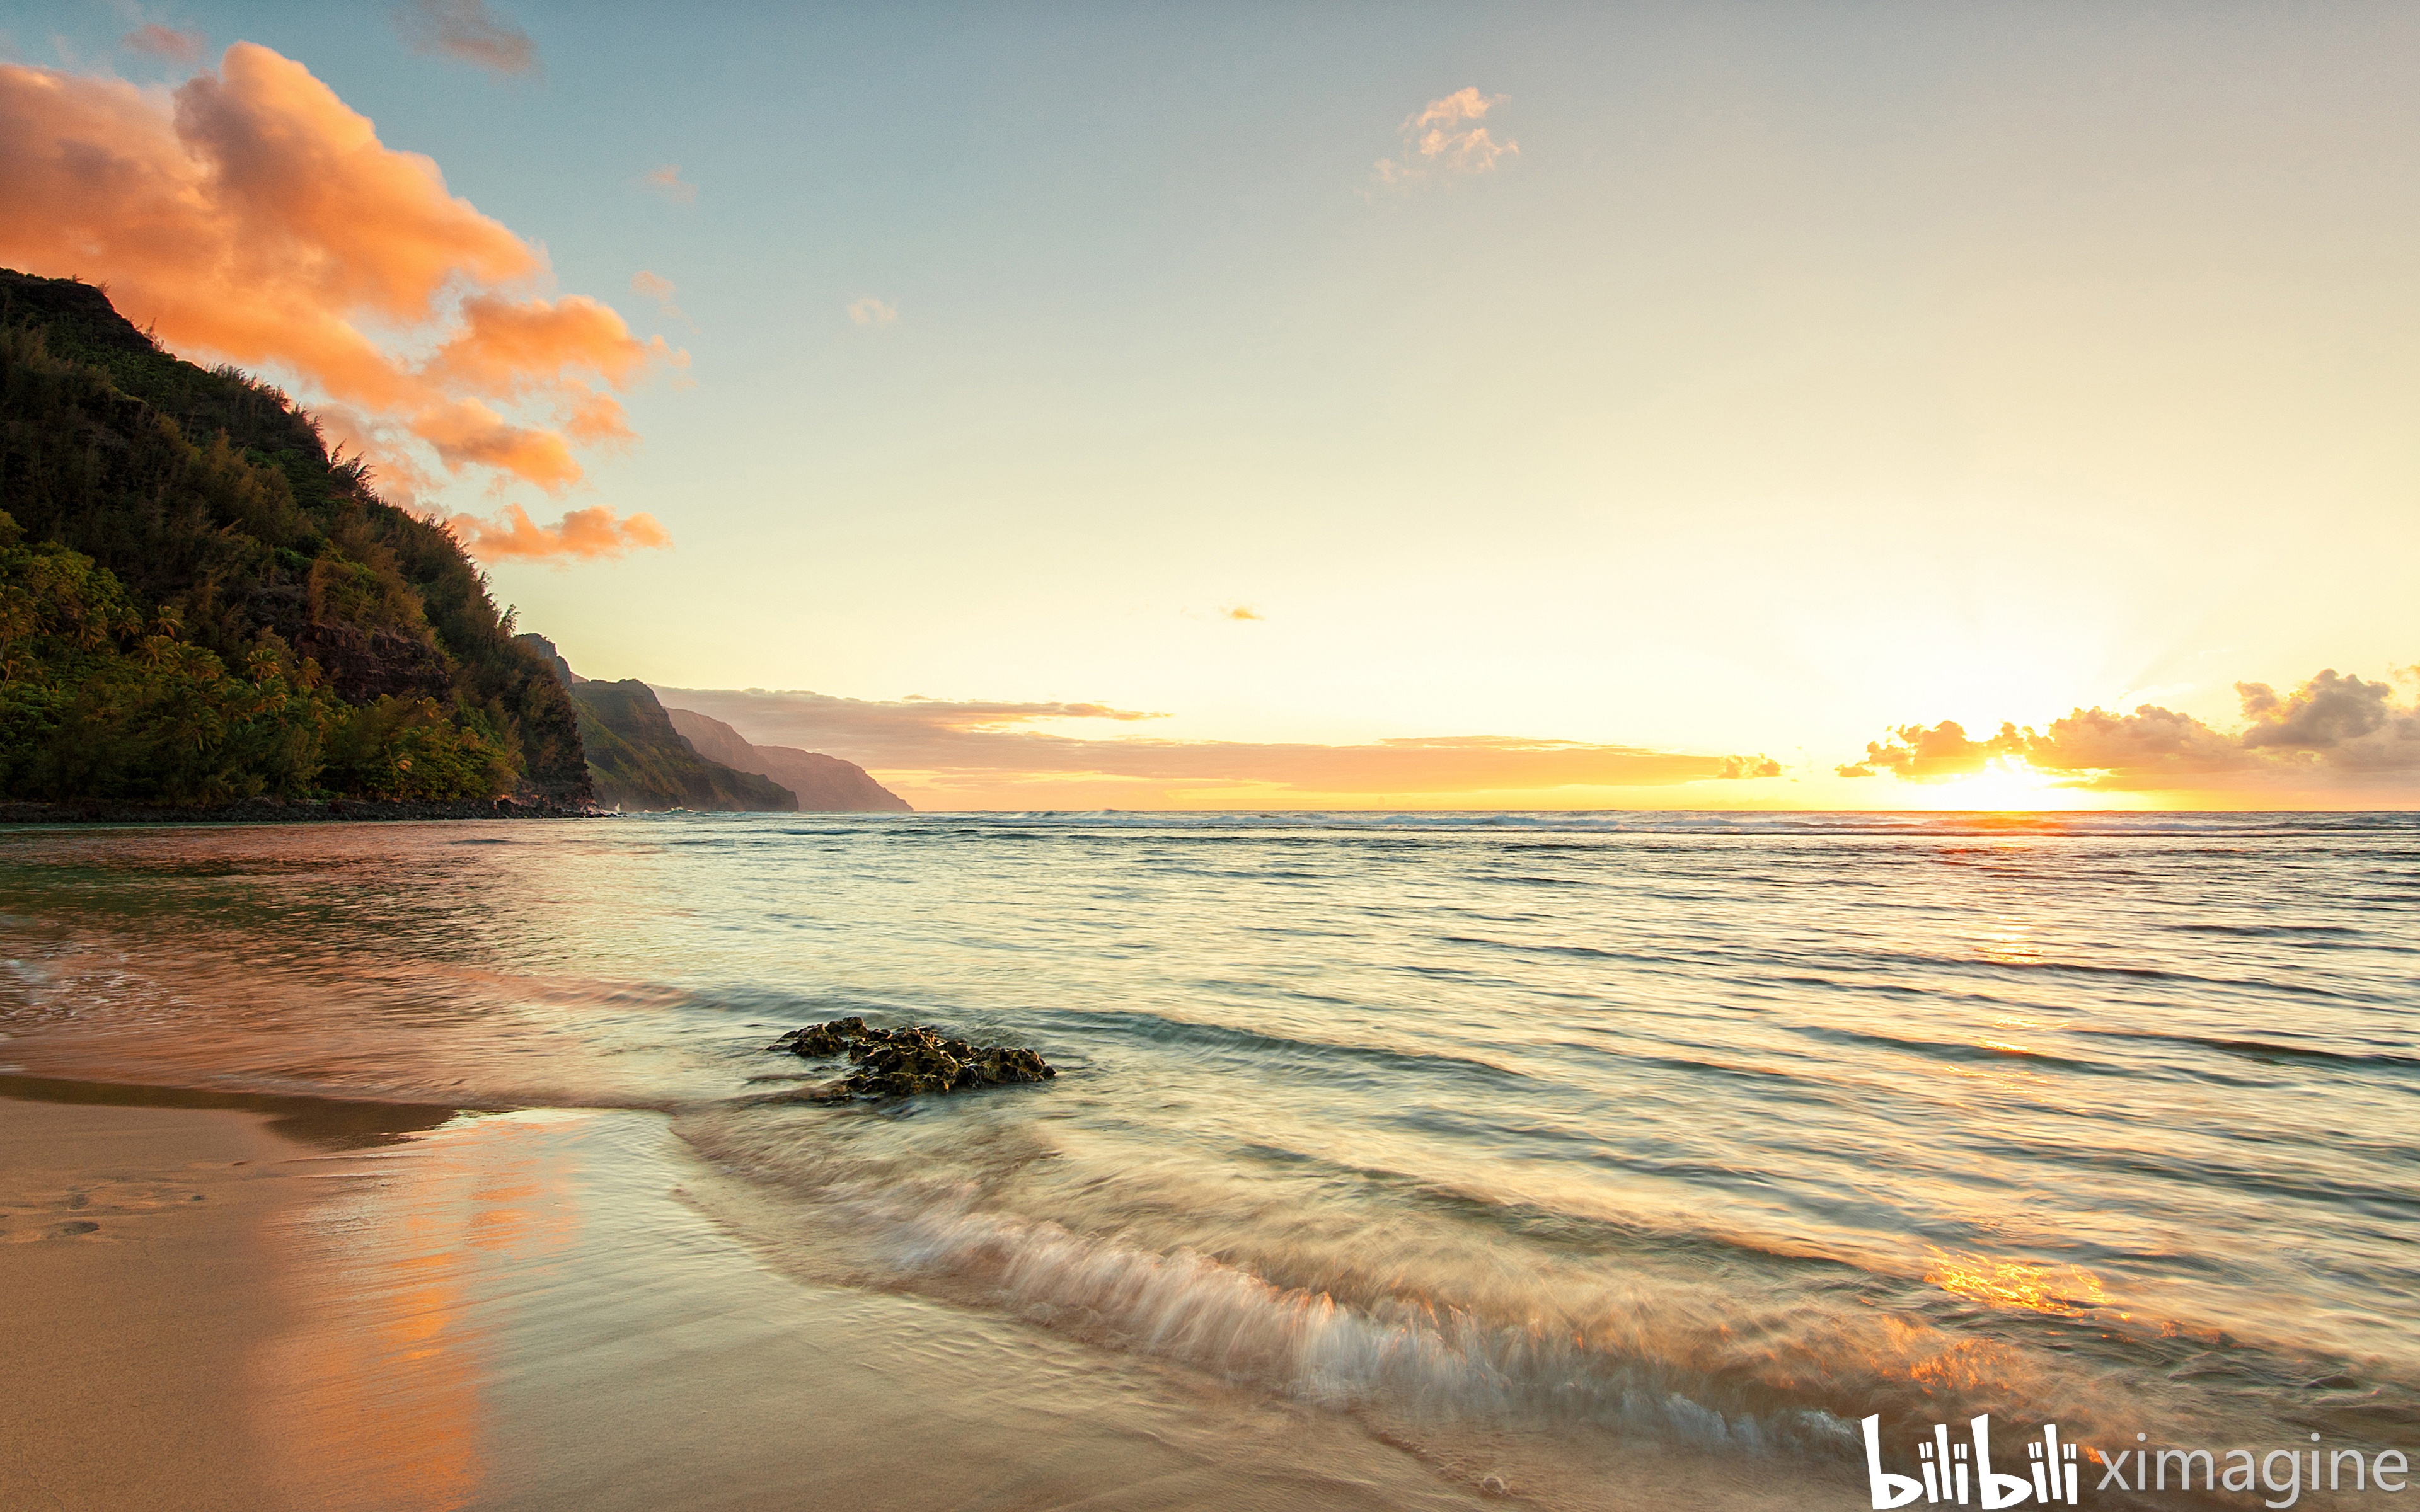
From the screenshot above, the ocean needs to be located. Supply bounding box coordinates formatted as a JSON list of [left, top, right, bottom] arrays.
[[1, 811, 2413, 1508]]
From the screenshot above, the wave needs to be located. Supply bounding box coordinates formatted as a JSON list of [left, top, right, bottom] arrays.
[[2066, 1028, 2420, 1074], [877, 1198, 1859, 1452], [1030, 1005, 1531, 1089]]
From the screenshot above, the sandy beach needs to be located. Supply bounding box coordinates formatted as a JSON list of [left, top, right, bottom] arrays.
[[1, 1085, 304, 1511], [0, 1078, 1538, 1512]]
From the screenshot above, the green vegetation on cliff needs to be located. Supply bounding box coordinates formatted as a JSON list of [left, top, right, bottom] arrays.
[[0, 270, 587, 805]]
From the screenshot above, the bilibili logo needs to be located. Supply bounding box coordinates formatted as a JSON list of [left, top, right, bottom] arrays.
[[1863, 1415, 2078, 1508], [1859, 1416, 2413, 1508]]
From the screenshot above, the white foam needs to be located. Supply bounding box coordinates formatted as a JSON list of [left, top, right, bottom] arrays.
[[856, 1191, 1852, 1452]]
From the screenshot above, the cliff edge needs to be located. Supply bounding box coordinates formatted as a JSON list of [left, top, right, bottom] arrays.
[[515, 637, 797, 813]]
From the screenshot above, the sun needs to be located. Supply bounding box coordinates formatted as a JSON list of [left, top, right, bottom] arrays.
[[1905, 756, 2095, 812]]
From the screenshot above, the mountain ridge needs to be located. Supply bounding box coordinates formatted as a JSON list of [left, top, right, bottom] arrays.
[[0, 268, 589, 805], [664, 707, 910, 813], [516, 636, 797, 812]]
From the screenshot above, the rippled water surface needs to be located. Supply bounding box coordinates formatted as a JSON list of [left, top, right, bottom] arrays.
[[2, 811, 2414, 1489]]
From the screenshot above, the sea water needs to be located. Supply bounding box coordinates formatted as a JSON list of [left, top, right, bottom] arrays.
[[1, 812, 2412, 1503]]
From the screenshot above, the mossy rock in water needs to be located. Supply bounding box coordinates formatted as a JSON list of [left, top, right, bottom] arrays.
[[771, 1016, 867, 1057], [768, 1017, 1055, 1099]]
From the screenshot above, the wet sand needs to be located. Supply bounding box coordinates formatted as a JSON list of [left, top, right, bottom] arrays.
[[0, 1087, 302, 1510], [0, 1080, 1522, 1512]]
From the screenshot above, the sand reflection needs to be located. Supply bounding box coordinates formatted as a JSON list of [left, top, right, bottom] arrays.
[[257, 1111, 588, 1512]]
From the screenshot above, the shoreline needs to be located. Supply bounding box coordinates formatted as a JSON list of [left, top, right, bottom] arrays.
[[0, 798, 608, 825], [0, 1074, 1564, 1511]]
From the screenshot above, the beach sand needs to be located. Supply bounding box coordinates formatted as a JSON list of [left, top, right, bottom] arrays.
[[1, 1086, 303, 1511], [0, 1080, 1518, 1512]]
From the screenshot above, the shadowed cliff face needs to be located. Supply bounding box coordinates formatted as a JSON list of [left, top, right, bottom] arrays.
[[509, 638, 794, 813], [664, 708, 911, 814], [567, 682, 797, 813]]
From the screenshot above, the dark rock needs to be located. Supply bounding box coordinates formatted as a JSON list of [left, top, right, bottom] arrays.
[[768, 1017, 1056, 1099], [850, 1028, 965, 1096], [769, 1016, 867, 1056], [955, 1046, 1054, 1089]]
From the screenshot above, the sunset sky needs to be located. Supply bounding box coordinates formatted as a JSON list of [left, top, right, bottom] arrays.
[[5, 2, 2417, 808]]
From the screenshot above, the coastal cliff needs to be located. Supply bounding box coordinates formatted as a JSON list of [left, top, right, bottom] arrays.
[[665, 707, 911, 813], [516, 637, 796, 812], [0, 270, 589, 806]]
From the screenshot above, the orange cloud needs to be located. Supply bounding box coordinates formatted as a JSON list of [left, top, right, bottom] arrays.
[[845, 295, 896, 327], [431, 294, 662, 392], [1844, 665, 2420, 793], [0, 42, 679, 551], [630, 268, 685, 323], [415, 399, 582, 490], [556, 389, 637, 445], [652, 687, 1785, 808], [1219, 604, 1263, 621], [641, 164, 695, 203], [395, 0, 538, 76], [447, 504, 671, 561], [123, 25, 207, 66], [1375, 87, 1518, 188]]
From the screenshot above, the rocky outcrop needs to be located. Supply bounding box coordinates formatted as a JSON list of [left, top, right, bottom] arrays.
[[770, 1017, 1056, 1098], [292, 623, 454, 702], [665, 707, 911, 813], [513, 633, 584, 689]]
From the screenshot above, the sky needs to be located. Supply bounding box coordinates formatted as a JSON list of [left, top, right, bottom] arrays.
[[4, 1, 2418, 808]]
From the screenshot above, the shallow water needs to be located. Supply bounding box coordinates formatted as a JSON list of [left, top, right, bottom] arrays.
[[1, 811, 2412, 1503]]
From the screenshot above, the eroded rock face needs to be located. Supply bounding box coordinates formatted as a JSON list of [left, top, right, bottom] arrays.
[[769, 1018, 1057, 1099]]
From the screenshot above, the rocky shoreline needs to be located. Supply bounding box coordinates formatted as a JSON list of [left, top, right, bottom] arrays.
[[0, 797, 611, 825]]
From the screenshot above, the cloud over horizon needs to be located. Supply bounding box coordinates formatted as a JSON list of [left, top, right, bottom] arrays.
[[1843, 667, 2420, 793], [0, 42, 674, 558], [655, 686, 1782, 808]]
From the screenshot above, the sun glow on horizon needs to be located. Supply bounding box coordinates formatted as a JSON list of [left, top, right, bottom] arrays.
[[1899, 757, 2100, 813]]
